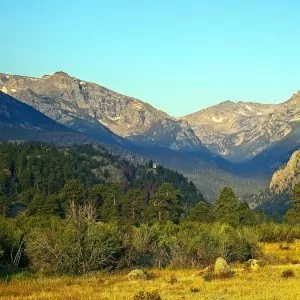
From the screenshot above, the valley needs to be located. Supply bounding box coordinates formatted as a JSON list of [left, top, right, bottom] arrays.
[[1, 71, 299, 200], [2, 2, 300, 299]]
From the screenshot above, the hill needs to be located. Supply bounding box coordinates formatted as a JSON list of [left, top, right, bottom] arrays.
[[0, 142, 203, 217]]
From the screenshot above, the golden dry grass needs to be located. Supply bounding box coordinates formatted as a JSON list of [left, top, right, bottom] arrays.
[[262, 239, 300, 264], [1, 241, 300, 300]]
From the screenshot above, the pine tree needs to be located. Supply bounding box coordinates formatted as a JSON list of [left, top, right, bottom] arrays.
[[100, 183, 122, 222], [122, 189, 146, 224], [213, 187, 240, 226], [87, 184, 105, 207], [188, 201, 212, 222], [26, 194, 60, 216], [238, 202, 258, 225], [150, 183, 182, 223], [61, 180, 85, 206], [285, 183, 300, 224]]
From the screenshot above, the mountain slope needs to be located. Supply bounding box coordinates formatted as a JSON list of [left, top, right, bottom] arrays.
[[183, 92, 300, 161], [241, 120, 300, 176], [0, 72, 204, 151], [269, 150, 300, 193], [0, 72, 269, 200], [0, 91, 93, 145], [0, 90, 67, 130]]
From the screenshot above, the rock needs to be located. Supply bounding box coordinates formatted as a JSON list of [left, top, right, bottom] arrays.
[[126, 269, 148, 281], [214, 257, 231, 276], [269, 150, 300, 194], [193, 265, 214, 278], [245, 259, 260, 271]]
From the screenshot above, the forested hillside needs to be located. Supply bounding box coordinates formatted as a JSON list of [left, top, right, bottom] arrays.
[[1, 141, 300, 277], [0, 142, 203, 222]]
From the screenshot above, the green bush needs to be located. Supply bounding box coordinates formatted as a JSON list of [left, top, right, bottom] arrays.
[[125, 222, 260, 269], [0, 217, 25, 270], [26, 215, 125, 274], [255, 223, 300, 242]]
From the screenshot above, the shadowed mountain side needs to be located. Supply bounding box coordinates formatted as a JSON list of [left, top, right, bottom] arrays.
[[0, 125, 90, 146], [241, 121, 300, 176], [123, 144, 267, 200], [0, 91, 114, 146]]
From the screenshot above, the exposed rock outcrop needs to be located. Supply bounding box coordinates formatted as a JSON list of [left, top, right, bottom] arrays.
[[269, 150, 300, 193]]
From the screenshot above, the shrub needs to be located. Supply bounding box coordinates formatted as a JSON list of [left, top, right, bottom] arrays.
[[26, 217, 125, 274], [279, 243, 291, 250], [281, 269, 295, 279], [0, 217, 26, 270], [168, 274, 178, 284], [133, 291, 161, 300], [190, 287, 200, 293], [256, 223, 300, 243], [126, 222, 260, 269]]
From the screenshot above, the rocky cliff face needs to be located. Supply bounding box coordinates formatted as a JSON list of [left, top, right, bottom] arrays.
[[183, 93, 300, 161], [269, 150, 300, 193], [0, 72, 204, 151]]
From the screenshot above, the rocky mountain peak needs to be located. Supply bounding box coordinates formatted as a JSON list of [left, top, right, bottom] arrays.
[[286, 90, 300, 109], [0, 71, 204, 151], [213, 100, 237, 109], [53, 71, 70, 78], [182, 93, 299, 161]]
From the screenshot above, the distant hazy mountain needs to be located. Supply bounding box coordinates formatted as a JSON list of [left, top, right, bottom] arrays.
[[0, 72, 205, 151], [183, 92, 300, 162]]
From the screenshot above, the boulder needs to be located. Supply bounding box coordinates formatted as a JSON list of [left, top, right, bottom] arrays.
[[126, 269, 148, 281], [214, 257, 231, 276], [244, 259, 265, 271], [244, 259, 261, 271]]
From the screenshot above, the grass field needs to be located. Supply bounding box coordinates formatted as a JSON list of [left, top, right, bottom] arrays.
[[1, 241, 300, 300], [262, 239, 300, 264]]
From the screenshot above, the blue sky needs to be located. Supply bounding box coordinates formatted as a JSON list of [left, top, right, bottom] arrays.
[[1, 0, 300, 116]]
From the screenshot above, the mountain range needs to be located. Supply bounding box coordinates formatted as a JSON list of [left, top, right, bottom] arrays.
[[1, 71, 299, 200], [183, 93, 300, 162]]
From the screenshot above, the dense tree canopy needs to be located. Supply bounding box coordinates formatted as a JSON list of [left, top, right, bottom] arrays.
[[285, 183, 300, 224], [0, 142, 204, 222]]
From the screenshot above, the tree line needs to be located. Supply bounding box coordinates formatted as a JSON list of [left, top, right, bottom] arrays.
[[0, 142, 300, 276], [0, 142, 203, 223]]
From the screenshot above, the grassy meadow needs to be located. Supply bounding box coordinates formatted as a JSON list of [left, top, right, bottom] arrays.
[[1, 241, 300, 300]]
